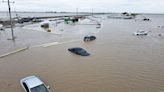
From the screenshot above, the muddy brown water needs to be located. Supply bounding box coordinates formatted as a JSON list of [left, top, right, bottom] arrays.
[[0, 15, 164, 92]]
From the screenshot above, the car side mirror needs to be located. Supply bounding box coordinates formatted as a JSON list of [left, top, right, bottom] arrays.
[[47, 85, 50, 89]]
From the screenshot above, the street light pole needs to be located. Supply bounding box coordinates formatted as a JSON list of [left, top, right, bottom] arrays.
[[3, 0, 15, 40]]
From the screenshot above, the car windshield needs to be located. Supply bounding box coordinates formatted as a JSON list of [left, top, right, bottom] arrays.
[[30, 84, 49, 92]]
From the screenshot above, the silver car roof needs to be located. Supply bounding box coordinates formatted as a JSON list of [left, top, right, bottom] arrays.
[[21, 76, 43, 88]]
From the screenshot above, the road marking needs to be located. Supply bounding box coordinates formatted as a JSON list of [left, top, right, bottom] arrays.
[[0, 47, 29, 58], [31, 39, 81, 48]]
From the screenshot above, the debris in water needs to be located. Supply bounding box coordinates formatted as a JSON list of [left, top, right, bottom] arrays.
[[158, 34, 162, 36], [47, 29, 51, 32], [157, 26, 164, 28]]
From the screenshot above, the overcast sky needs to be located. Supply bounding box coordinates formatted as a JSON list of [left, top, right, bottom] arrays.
[[0, 0, 164, 13]]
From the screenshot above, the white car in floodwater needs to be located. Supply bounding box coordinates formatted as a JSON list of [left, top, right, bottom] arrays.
[[20, 76, 50, 92], [133, 30, 148, 36], [0, 24, 4, 30]]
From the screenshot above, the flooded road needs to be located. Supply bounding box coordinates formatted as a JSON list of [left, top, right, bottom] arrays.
[[0, 14, 164, 92]]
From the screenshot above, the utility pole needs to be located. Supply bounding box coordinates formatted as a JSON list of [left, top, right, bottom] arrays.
[[2, 0, 15, 40]]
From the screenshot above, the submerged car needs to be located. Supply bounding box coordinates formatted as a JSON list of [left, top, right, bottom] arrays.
[[143, 18, 151, 21], [18, 17, 34, 23], [68, 47, 90, 56], [133, 30, 148, 36], [84, 35, 96, 41], [41, 23, 49, 28], [20, 76, 50, 92]]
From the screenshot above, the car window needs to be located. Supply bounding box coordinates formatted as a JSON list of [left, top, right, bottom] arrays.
[[23, 82, 29, 92], [30, 84, 49, 92], [79, 50, 86, 53]]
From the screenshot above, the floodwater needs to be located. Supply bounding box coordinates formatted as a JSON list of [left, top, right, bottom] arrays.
[[0, 14, 164, 92]]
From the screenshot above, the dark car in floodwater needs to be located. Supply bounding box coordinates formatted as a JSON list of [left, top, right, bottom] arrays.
[[68, 47, 90, 56], [18, 17, 34, 23], [143, 18, 151, 21], [84, 35, 96, 41]]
